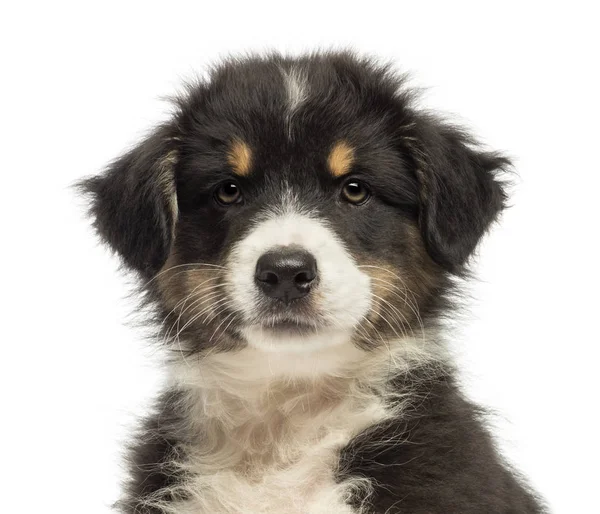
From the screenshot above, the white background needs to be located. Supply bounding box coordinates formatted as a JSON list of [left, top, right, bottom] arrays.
[[2, 2, 598, 513]]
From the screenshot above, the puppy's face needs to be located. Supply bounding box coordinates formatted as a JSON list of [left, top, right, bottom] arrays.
[[82, 54, 508, 360], [170, 136, 425, 353]]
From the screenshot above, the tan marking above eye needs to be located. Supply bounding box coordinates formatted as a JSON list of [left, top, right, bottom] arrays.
[[327, 141, 355, 177], [227, 140, 252, 176]]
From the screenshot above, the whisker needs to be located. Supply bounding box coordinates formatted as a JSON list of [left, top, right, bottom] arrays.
[[169, 295, 231, 342], [209, 310, 238, 342], [169, 298, 235, 359], [359, 266, 426, 345], [143, 262, 226, 288], [345, 313, 400, 378], [163, 283, 223, 343], [370, 294, 412, 341], [173, 285, 226, 330], [157, 276, 220, 334], [214, 312, 240, 343], [369, 277, 423, 327]]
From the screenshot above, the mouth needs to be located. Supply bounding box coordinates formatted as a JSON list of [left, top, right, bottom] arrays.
[[259, 317, 320, 336]]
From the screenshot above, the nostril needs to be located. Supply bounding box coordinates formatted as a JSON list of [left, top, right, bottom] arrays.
[[294, 270, 315, 285], [258, 271, 279, 285]]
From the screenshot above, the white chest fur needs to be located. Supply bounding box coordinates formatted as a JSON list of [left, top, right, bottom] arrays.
[[161, 344, 403, 514], [173, 426, 369, 514]]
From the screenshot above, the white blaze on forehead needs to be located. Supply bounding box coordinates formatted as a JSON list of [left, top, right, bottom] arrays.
[[280, 65, 308, 140], [226, 208, 372, 351], [281, 65, 308, 111]]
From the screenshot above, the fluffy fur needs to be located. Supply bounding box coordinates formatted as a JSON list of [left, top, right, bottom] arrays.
[[80, 52, 545, 513]]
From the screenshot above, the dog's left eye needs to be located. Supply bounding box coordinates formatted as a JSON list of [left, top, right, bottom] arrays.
[[215, 181, 243, 205], [341, 180, 370, 205]]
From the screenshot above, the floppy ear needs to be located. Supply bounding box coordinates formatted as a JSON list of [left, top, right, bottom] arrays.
[[78, 126, 178, 277], [411, 119, 510, 272]]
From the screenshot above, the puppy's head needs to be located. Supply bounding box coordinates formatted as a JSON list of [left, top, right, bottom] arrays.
[[81, 53, 508, 366]]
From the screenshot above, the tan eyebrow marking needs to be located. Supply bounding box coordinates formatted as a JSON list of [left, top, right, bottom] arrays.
[[227, 140, 252, 176], [327, 141, 355, 177]]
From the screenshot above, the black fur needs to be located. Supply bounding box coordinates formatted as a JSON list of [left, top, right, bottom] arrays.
[[411, 121, 510, 272], [79, 125, 178, 276], [80, 51, 544, 513], [116, 391, 187, 514], [338, 367, 543, 512]]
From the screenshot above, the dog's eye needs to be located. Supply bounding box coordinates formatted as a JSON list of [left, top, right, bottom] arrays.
[[341, 180, 370, 205], [215, 181, 242, 205]]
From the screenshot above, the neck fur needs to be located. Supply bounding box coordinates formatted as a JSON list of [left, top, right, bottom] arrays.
[[168, 338, 439, 469]]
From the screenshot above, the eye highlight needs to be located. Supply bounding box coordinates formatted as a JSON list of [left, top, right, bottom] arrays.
[[215, 181, 242, 205], [341, 179, 370, 205]]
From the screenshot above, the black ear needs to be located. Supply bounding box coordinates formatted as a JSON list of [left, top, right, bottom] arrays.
[[78, 126, 178, 276], [412, 119, 510, 272]]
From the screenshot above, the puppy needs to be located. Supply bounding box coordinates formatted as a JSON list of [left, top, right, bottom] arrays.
[[81, 52, 545, 513]]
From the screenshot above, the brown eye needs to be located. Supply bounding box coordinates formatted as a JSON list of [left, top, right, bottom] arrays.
[[341, 180, 370, 204], [215, 181, 242, 205]]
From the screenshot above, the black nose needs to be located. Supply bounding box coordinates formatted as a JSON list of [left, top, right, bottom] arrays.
[[255, 247, 317, 302]]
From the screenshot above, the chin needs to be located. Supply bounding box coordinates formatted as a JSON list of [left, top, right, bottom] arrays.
[[79, 51, 546, 513], [243, 324, 355, 352]]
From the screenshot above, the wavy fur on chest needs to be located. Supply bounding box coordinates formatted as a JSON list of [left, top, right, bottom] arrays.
[[119, 343, 436, 514]]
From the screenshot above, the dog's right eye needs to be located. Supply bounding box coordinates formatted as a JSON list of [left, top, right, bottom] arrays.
[[341, 179, 370, 205], [215, 181, 243, 206]]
